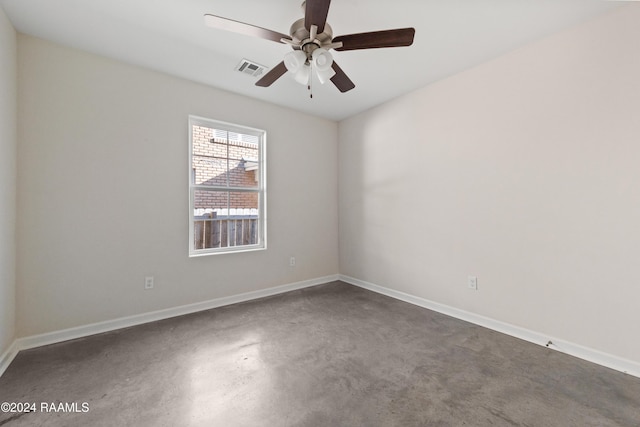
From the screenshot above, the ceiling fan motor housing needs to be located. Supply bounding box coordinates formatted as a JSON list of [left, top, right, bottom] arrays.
[[290, 18, 333, 59]]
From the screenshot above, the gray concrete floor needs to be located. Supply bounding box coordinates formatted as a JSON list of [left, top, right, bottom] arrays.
[[1, 281, 639, 426]]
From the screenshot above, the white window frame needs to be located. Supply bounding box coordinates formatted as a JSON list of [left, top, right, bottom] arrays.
[[188, 115, 267, 256]]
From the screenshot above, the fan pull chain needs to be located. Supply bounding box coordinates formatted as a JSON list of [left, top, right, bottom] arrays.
[[308, 62, 313, 98]]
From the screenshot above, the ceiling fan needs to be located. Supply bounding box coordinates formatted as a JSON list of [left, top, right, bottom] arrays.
[[204, 0, 415, 96]]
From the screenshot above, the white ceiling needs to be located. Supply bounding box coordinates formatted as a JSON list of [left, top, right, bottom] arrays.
[[0, 0, 622, 121]]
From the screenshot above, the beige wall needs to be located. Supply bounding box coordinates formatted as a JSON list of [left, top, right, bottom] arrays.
[[0, 7, 17, 357], [16, 35, 339, 337], [338, 5, 640, 364]]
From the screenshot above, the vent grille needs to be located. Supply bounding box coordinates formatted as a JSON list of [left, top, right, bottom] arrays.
[[235, 59, 267, 78]]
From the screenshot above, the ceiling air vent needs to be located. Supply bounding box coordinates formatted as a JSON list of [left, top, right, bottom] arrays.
[[235, 59, 267, 78]]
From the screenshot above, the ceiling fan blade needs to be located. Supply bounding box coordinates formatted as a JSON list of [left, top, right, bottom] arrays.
[[333, 28, 415, 51], [305, 0, 331, 34], [204, 14, 291, 44], [255, 61, 288, 87], [330, 61, 355, 93]]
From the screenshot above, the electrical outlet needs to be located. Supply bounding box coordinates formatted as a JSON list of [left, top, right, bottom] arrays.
[[144, 276, 154, 290], [289, 257, 296, 267], [468, 276, 478, 290]]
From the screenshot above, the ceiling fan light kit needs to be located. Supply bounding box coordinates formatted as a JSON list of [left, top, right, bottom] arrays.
[[284, 48, 334, 88], [204, 0, 415, 96]]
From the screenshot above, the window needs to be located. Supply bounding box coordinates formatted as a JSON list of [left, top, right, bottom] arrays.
[[189, 116, 266, 256]]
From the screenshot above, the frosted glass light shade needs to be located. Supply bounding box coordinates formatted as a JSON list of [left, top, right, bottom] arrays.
[[312, 48, 333, 72], [294, 64, 311, 85], [315, 66, 336, 84], [284, 50, 307, 73]]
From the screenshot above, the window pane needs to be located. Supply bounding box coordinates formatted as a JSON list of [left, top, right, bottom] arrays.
[[192, 125, 259, 189], [193, 190, 228, 250], [193, 190, 259, 250], [227, 138, 259, 189], [229, 157, 259, 189], [228, 191, 259, 247]]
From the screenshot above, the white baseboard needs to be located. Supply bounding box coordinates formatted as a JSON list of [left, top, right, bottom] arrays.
[[340, 274, 640, 379], [0, 274, 338, 377], [4, 273, 638, 380], [0, 340, 19, 378]]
